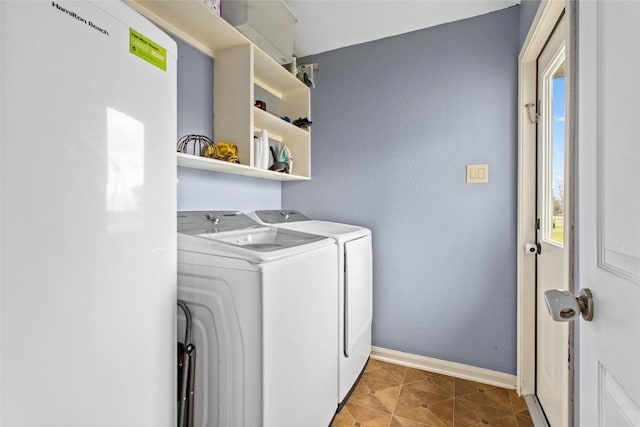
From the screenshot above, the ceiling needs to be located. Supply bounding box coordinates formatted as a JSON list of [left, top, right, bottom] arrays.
[[283, 0, 520, 58]]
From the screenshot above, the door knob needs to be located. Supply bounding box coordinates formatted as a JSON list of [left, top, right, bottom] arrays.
[[544, 288, 594, 322]]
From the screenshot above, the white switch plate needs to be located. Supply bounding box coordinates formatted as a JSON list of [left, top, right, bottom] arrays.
[[467, 164, 489, 183]]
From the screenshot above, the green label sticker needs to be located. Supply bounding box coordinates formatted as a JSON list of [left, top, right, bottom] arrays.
[[129, 28, 166, 71]]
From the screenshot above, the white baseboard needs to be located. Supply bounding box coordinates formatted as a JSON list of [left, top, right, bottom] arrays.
[[370, 346, 517, 390]]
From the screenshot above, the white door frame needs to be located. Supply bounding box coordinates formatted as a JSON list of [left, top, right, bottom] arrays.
[[516, 0, 575, 402]]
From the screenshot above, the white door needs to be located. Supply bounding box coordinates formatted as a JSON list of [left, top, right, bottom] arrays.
[[536, 13, 571, 427], [578, 1, 640, 425]]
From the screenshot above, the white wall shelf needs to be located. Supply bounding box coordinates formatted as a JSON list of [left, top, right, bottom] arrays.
[[253, 107, 309, 141], [126, 0, 312, 181], [253, 48, 308, 97], [177, 153, 309, 181]]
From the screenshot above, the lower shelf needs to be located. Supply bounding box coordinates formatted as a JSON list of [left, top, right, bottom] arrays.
[[177, 152, 310, 181]]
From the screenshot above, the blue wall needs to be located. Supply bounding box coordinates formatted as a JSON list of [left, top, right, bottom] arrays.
[[173, 37, 281, 212], [519, 0, 543, 48], [177, 167, 281, 212], [282, 7, 520, 374]]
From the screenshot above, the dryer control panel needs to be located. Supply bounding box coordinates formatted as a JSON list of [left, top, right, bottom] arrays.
[[254, 210, 310, 224]]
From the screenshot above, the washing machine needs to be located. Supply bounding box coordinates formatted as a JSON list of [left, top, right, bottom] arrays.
[[176, 211, 339, 427], [251, 210, 372, 407]]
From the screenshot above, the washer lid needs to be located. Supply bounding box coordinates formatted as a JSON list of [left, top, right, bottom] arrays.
[[194, 226, 326, 251], [177, 211, 332, 262]]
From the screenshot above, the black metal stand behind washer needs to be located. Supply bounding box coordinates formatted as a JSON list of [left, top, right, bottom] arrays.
[[177, 300, 196, 427]]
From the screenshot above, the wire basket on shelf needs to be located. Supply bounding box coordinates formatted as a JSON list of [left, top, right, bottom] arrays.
[[177, 134, 213, 156]]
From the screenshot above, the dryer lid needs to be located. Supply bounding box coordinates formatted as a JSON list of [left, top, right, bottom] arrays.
[[275, 220, 368, 237]]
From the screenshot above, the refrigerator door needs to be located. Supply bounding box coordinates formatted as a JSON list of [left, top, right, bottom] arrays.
[[0, 1, 176, 425]]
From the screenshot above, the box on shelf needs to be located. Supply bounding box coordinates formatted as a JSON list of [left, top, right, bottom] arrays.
[[221, 0, 296, 65]]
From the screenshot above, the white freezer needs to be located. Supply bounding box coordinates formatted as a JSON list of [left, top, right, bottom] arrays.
[[1, 1, 177, 425]]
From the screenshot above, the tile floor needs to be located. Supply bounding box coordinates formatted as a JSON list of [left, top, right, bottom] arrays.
[[331, 359, 533, 427]]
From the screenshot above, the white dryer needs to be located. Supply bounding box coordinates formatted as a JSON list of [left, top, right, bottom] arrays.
[[251, 210, 372, 407], [177, 211, 338, 427]]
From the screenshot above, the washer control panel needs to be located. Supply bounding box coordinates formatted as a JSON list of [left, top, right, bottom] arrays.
[[178, 211, 260, 234]]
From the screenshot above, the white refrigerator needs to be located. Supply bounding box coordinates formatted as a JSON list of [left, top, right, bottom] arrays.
[[0, 1, 177, 425]]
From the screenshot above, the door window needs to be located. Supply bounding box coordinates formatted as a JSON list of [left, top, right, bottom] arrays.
[[541, 55, 566, 245]]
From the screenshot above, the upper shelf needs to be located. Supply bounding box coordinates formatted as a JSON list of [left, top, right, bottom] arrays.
[[253, 49, 307, 97], [253, 107, 309, 142]]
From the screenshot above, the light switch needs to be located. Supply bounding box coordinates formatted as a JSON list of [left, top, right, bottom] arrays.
[[467, 164, 489, 184]]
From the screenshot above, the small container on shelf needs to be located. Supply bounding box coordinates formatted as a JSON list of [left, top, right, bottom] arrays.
[[200, 0, 220, 15], [221, 0, 296, 64]]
